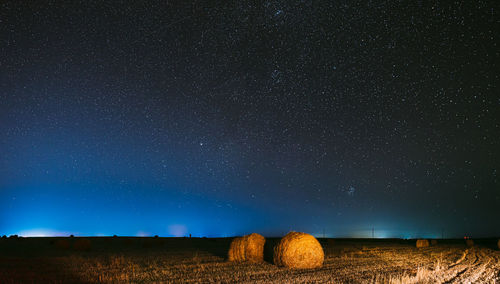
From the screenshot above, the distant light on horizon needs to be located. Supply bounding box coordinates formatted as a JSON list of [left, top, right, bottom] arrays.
[[136, 231, 152, 237], [168, 224, 188, 237], [8, 226, 446, 239], [15, 229, 71, 237]]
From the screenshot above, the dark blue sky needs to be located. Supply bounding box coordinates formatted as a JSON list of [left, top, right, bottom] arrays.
[[1, 1, 499, 238]]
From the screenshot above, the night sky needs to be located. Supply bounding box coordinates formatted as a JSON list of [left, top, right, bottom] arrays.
[[1, 1, 499, 239]]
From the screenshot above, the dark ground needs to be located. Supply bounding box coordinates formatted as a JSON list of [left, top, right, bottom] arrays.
[[1, 236, 499, 283]]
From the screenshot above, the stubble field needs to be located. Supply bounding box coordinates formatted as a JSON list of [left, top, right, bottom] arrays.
[[0, 237, 499, 283]]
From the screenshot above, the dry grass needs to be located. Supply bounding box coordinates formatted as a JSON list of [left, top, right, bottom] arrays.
[[1, 237, 499, 283], [273, 232, 324, 269]]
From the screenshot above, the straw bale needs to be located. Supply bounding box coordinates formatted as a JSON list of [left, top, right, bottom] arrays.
[[273, 232, 324, 269], [416, 239, 429, 248], [228, 233, 265, 263]]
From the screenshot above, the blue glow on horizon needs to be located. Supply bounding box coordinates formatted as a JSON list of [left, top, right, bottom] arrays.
[[2, 185, 496, 238]]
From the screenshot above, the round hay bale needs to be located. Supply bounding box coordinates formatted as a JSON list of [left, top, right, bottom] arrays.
[[73, 238, 91, 251], [497, 239, 500, 250], [430, 239, 438, 246], [273, 232, 324, 269], [466, 239, 474, 247], [228, 233, 265, 263], [228, 237, 245, 262], [416, 239, 429, 248], [245, 233, 265, 262]]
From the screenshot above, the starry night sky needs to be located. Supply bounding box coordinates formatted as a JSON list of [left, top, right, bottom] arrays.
[[1, 1, 499, 238]]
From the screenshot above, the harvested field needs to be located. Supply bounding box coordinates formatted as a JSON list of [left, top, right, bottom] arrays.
[[0, 237, 499, 283]]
